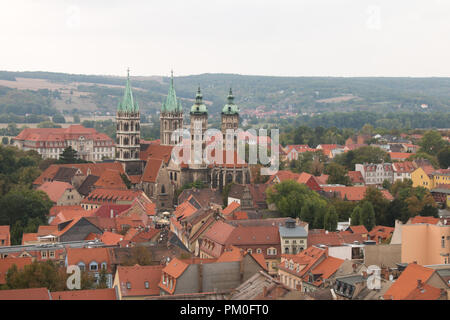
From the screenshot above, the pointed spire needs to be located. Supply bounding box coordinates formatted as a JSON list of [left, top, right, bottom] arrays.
[[195, 85, 203, 104], [162, 70, 181, 113], [118, 68, 138, 113], [191, 85, 207, 114]]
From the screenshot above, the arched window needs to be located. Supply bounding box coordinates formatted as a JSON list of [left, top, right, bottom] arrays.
[[161, 185, 166, 194], [78, 262, 85, 271], [124, 123, 129, 131]]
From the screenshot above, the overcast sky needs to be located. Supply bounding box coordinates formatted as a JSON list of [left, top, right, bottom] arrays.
[[0, 0, 449, 77]]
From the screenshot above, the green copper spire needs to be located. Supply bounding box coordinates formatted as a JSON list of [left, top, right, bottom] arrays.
[[222, 87, 239, 115], [162, 70, 182, 113], [118, 68, 139, 113], [190, 86, 208, 114]]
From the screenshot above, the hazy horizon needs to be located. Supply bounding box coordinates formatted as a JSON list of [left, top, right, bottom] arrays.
[[1, 0, 449, 78]]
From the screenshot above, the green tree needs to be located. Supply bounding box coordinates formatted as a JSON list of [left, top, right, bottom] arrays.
[[362, 187, 390, 225], [266, 180, 326, 218], [420, 204, 439, 217], [0, 188, 53, 244], [437, 146, 450, 169], [325, 163, 352, 186], [351, 206, 361, 226], [324, 206, 338, 231], [359, 201, 376, 231], [52, 114, 66, 123], [419, 130, 447, 156], [97, 268, 108, 289], [5, 261, 67, 291]]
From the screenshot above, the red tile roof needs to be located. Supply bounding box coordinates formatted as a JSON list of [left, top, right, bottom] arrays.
[[308, 229, 365, 247], [141, 158, 163, 183], [227, 226, 280, 246], [348, 225, 368, 234], [50, 209, 96, 226], [34, 162, 124, 186], [222, 201, 241, 216], [94, 204, 132, 218], [368, 225, 394, 243], [100, 231, 124, 245], [389, 152, 414, 160], [66, 247, 113, 272], [83, 188, 147, 205], [37, 181, 74, 202], [403, 283, 442, 300], [116, 265, 163, 297], [51, 288, 117, 300], [309, 256, 345, 286], [408, 216, 440, 225], [94, 169, 128, 190], [162, 257, 189, 279], [49, 205, 84, 217], [0, 225, 10, 246], [140, 144, 173, 163], [174, 201, 198, 219], [315, 174, 329, 185], [347, 171, 364, 184], [0, 287, 50, 300], [392, 161, 416, 173], [383, 263, 435, 300], [202, 220, 236, 245]]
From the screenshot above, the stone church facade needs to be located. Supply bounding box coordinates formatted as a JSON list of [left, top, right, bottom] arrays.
[[116, 71, 251, 211]]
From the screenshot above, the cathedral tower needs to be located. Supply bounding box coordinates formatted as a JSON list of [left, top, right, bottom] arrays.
[[160, 71, 183, 145], [190, 87, 208, 164], [221, 88, 239, 149], [115, 69, 142, 174]]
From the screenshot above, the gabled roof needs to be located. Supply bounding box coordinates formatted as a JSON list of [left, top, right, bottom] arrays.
[[141, 158, 163, 183], [162, 257, 189, 279], [308, 256, 345, 286], [403, 283, 442, 300], [66, 247, 112, 271], [347, 171, 364, 184], [0, 287, 51, 300], [140, 143, 173, 163], [51, 288, 117, 300], [84, 188, 147, 204], [50, 209, 96, 226], [222, 201, 241, 216], [347, 225, 368, 234], [392, 161, 416, 173], [174, 200, 198, 219], [226, 225, 280, 246], [100, 231, 124, 245], [117, 264, 163, 297], [37, 181, 75, 202], [94, 169, 127, 190], [383, 263, 436, 300], [94, 204, 132, 218], [202, 220, 236, 245]]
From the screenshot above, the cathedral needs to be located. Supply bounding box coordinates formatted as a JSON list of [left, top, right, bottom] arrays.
[[115, 71, 251, 211]]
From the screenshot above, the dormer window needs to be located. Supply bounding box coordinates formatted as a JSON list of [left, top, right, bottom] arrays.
[[101, 263, 107, 270], [126, 282, 131, 289], [145, 281, 149, 289], [89, 262, 98, 271]]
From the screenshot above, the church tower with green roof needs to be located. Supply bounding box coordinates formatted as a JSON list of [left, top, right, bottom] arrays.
[[160, 71, 183, 146], [221, 88, 239, 149], [116, 69, 141, 166]]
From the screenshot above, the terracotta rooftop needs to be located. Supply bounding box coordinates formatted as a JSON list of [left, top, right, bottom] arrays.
[[141, 158, 163, 183], [162, 257, 189, 279], [222, 201, 241, 216], [117, 265, 163, 297], [51, 288, 117, 300], [408, 216, 440, 225], [94, 169, 128, 190], [37, 181, 74, 202], [347, 171, 364, 184], [0, 287, 51, 300], [383, 263, 435, 300]]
